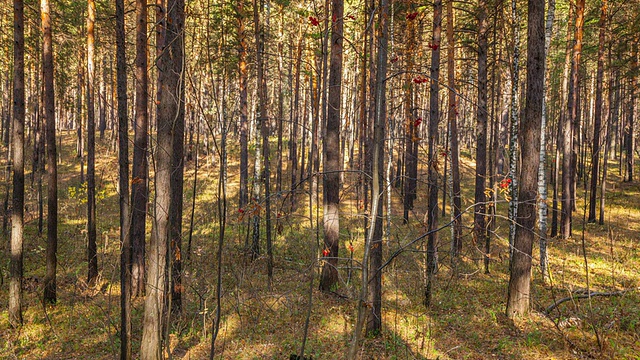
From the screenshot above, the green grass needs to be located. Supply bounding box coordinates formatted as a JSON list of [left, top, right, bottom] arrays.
[[0, 132, 639, 359]]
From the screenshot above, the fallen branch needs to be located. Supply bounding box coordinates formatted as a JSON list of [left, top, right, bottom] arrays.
[[545, 287, 639, 314]]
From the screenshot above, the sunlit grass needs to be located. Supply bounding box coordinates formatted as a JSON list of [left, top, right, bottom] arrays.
[[0, 132, 638, 359]]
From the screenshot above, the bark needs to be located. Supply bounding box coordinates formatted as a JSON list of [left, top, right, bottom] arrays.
[[506, 0, 544, 318], [319, 0, 343, 293], [539, 0, 555, 282], [116, 0, 131, 355], [588, 0, 607, 223], [402, 7, 417, 224], [9, 0, 25, 327], [551, 3, 573, 238], [475, 0, 488, 263], [42, 0, 58, 304], [131, 0, 149, 297], [425, 0, 442, 308], [562, 0, 585, 239], [508, 0, 519, 254], [625, 45, 637, 182], [140, 0, 184, 356], [238, 1, 249, 209], [86, 0, 98, 287], [447, 0, 462, 262]]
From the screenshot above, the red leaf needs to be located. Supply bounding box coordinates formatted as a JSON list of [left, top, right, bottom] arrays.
[[309, 16, 320, 26], [406, 11, 418, 20]]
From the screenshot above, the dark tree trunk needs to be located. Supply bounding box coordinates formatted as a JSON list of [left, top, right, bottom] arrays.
[[588, 1, 607, 223], [366, 0, 388, 337], [9, 0, 25, 327], [319, 0, 344, 293], [562, 0, 585, 239], [506, 0, 544, 318], [237, 1, 249, 209], [42, 0, 58, 304], [140, 0, 183, 356], [447, 0, 462, 262], [424, 0, 442, 308], [474, 0, 488, 264], [115, 0, 131, 356], [86, 0, 98, 287], [130, 0, 149, 297], [625, 45, 637, 182]]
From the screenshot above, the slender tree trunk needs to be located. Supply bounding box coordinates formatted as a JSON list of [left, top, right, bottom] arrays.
[[625, 45, 637, 182], [425, 0, 442, 308], [319, 0, 344, 293], [9, 0, 25, 328], [539, 0, 555, 282], [42, 0, 58, 304], [447, 0, 462, 263], [131, 0, 149, 296], [508, 0, 519, 254], [238, 1, 249, 209], [562, 0, 585, 239], [86, 0, 98, 287], [116, 0, 131, 355], [588, 0, 607, 223], [475, 0, 489, 263], [402, 5, 417, 224], [506, 0, 544, 318], [77, 55, 84, 183]]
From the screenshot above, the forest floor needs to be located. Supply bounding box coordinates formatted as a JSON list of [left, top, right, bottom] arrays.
[[1, 132, 639, 359]]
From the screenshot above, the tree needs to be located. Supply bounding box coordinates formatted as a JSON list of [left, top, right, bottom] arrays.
[[42, 0, 58, 304], [447, 0, 462, 265], [237, 0, 249, 209], [506, 0, 544, 318], [625, 44, 637, 182], [562, 0, 585, 239], [115, 0, 131, 356], [539, 0, 555, 282], [425, 0, 442, 308], [131, 0, 149, 297], [319, 0, 343, 293], [140, 0, 184, 356], [365, 0, 388, 338], [588, 0, 607, 223], [475, 0, 488, 264], [9, 0, 25, 328], [86, 0, 98, 287]]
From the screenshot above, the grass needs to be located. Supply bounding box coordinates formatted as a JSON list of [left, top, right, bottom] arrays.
[[0, 131, 639, 359]]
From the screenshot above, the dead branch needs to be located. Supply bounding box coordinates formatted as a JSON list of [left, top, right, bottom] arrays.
[[545, 287, 640, 314]]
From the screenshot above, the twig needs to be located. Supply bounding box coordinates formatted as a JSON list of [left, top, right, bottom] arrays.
[[545, 288, 639, 314]]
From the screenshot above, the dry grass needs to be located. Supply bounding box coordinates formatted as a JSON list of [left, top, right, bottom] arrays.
[[1, 132, 639, 359]]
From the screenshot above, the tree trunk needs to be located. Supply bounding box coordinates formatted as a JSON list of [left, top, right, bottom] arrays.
[[507, 0, 520, 254], [131, 0, 149, 297], [562, 0, 585, 239], [475, 0, 488, 264], [424, 0, 442, 308], [238, 1, 249, 209], [319, 0, 343, 293], [588, 0, 607, 223], [447, 0, 462, 263], [9, 0, 25, 327], [86, 0, 98, 287], [140, 0, 183, 356], [365, 0, 388, 337], [539, 0, 555, 282], [115, 0, 131, 355], [42, 0, 58, 304], [625, 45, 637, 182], [507, 0, 544, 318]]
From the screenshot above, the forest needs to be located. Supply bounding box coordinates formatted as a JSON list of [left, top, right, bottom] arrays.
[[0, 0, 639, 358]]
